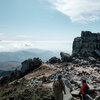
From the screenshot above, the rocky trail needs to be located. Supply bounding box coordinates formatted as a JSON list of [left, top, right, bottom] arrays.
[[22, 61, 100, 100]]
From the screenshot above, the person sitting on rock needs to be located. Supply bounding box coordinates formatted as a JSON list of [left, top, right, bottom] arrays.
[[53, 75, 66, 100], [79, 80, 89, 100]]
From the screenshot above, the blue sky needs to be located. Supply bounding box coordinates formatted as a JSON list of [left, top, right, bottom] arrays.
[[0, 0, 100, 52]]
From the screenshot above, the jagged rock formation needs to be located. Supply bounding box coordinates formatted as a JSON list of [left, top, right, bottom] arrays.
[[21, 58, 42, 74], [73, 31, 100, 58]]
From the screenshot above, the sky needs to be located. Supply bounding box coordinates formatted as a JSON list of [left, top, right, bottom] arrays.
[[0, 0, 100, 53]]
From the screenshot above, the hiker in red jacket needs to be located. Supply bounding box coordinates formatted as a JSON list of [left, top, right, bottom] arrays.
[[79, 80, 89, 100]]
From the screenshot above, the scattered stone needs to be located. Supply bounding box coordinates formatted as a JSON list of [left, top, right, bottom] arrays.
[[29, 79, 42, 88]]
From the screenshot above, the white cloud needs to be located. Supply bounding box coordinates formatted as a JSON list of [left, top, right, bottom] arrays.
[[49, 0, 100, 23]]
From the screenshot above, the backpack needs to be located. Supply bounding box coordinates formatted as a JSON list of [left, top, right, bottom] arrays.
[[84, 85, 89, 94]]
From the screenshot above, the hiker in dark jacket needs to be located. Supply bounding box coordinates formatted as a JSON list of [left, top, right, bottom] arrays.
[[79, 80, 89, 100], [53, 75, 66, 100]]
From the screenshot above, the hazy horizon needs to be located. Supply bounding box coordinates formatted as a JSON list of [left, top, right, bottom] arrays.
[[0, 40, 73, 54]]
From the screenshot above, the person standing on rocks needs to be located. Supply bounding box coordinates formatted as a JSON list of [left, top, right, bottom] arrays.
[[53, 75, 66, 100], [79, 80, 89, 100]]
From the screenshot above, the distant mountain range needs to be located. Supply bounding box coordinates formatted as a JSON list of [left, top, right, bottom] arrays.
[[0, 49, 60, 71], [0, 49, 60, 62]]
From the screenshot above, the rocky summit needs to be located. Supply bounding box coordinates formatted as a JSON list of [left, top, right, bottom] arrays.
[[73, 31, 100, 58], [0, 31, 100, 100]]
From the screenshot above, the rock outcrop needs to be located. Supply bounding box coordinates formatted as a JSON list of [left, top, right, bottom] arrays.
[[73, 31, 100, 59], [21, 58, 42, 74]]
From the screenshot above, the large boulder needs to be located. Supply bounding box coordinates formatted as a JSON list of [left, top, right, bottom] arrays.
[[48, 57, 61, 64], [21, 58, 42, 74], [60, 52, 72, 62], [72, 31, 100, 59], [64, 85, 73, 100], [63, 78, 73, 100], [63, 78, 72, 91]]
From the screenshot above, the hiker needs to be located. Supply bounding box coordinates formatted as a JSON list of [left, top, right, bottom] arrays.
[[79, 80, 89, 100], [53, 73, 58, 80], [53, 75, 66, 100]]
